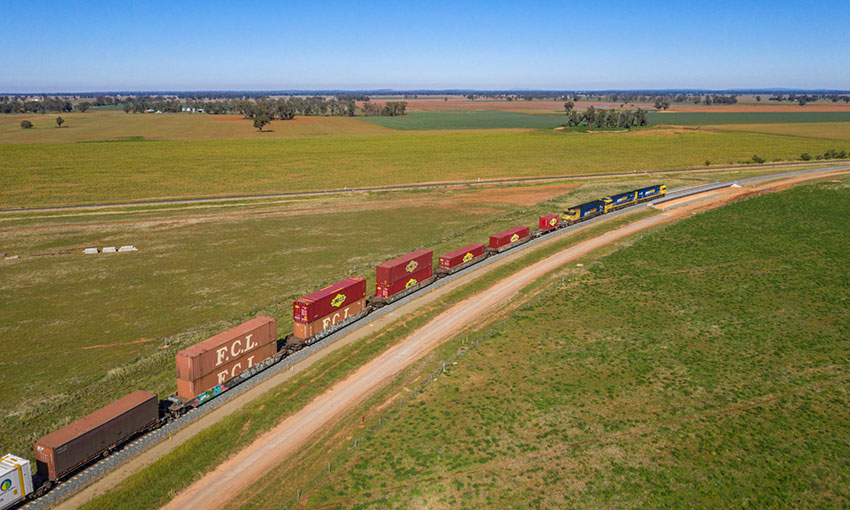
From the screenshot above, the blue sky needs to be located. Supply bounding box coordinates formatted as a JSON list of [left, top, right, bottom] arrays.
[[1, 0, 848, 92]]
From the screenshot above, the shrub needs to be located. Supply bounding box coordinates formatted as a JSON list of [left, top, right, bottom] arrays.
[[752, 154, 765, 164], [20, 120, 33, 129], [704, 160, 711, 166], [800, 153, 811, 161]]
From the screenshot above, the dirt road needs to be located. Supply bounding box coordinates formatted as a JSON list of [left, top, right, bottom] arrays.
[[161, 169, 848, 510]]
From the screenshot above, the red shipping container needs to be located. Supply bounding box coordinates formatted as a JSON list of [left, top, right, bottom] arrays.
[[176, 317, 276, 381], [489, 226, 530, 249], [293, 297, 368, 340], [177, 342, 277, 400], [34, 391, 158, 481], [375, 266, 433, 298], [439, 243, 486, 270], [293, 277, 366, 323], [376, 249, 433, 285], [539, 214, 560, 230]]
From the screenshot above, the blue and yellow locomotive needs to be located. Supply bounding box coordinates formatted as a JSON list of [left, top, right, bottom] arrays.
[[562, 184, 666, 225]]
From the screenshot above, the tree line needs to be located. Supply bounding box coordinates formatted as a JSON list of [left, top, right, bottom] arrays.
[[562, 103, 648, 128]]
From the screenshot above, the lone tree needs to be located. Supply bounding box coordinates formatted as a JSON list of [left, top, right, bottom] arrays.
[[77, 101, 91, 113], [20, 120, 33, 129], [253, 115, 270, 132], [564, 100, 575, 113], [56, 116, 64, 128]]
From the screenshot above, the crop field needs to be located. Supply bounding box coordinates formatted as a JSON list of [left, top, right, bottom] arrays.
[[1, 177, 678, 462], [648, 111, 850, 125], [0, 111, 394, 144], [228, 178, 850, 509], [2, 130, 846, 208], [708, 122, 850, 142], [359, 110, 567, 130]]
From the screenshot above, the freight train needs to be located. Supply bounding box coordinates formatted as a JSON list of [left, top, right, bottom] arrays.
[[1, 184, 665, 510]]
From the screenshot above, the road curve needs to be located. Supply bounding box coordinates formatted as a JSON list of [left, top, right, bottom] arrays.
[[161, 169, 848, 509]]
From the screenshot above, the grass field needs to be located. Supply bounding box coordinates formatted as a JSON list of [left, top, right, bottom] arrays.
[[230, 178, 850, 509], [77, 203, 664, 510], [4, 178, 682, 463], [358, 110, 567, 130], [708, 122, 850, 142], [0, 111, 392, 143], [648, 111, 850, 125], [2, 130, 846, 208]]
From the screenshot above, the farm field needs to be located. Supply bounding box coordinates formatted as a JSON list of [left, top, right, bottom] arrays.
[[359, 110, 567, 130], [230, 178, 850, 509], [0, 176, 680, 463], [3, 130, 847, 208], [648, 111, 850, 125], [708, 122, 850, 142], [0, 111, 393, 143]]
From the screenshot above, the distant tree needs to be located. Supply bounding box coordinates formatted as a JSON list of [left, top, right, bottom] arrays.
[[253, 115, 270, 132], [55, 116, 64, 128], [466, 94, 475, 100], [800, 153, 811, 161], [563, 100, 574, 113], [752, 154, 765, 164], [755, 95, 761, 102], [77, 101, 91, 113], [797, 97, 807, 106], [20, 120, 33, 129]]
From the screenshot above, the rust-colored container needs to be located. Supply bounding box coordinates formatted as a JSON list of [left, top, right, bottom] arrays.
[[34, 390, 158, 481], [376, 249, 433, 285], [439, 243, 486, 270], [293, 297, 367, 340], [293, 277, 367, 324], [539, 214, 560, 230], [176, 342, 277, 400], [175, 317, 276, 381], [489, 226, 530, 249], [375, 266, 433, 298]]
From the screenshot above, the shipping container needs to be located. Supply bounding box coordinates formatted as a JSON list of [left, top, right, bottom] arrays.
[[177, 342, 277, 400], [438, 243, 486, 270], [539, 214, 560, 230], [34, 390, 158, 481], [176, 316, 276, 381], [293, 277, 367, 323], [376, 249, 433, 285], [0, 454, 32, 510], [489, 226, 530, 249], [375, 266, 433, 299], [293, 297, 367, 340]]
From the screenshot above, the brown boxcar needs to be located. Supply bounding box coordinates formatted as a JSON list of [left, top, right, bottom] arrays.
[[375, 249, 433, 285], [293, 277, 367, 324], [438, 243, 486, 270], [539, 214, 560, 230], [375, 266, 433, 299], [175, 316, 276, 381], [176, 342, 277, 400], [293, 297, 367, 340], [33, 390, 158, 481], [489, 226, 530, 249]]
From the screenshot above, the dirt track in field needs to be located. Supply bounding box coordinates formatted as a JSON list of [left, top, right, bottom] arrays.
[[156, 168, 848, 510]]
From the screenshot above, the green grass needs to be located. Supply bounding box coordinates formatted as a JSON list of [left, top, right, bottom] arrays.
[[77, 203, 661, 510], [236, 180, 850, 508], [2, 130, 847, 208], [648, 111, 850, 125], [358, 110, 569, 130]]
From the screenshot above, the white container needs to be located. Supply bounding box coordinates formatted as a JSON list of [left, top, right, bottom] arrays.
[[103, 247, 117, 253], [118, 245, 138, 252], [84, 248, 99, 255], [0, 454, 33, 510]]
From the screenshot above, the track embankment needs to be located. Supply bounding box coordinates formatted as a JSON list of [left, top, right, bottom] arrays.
[[159, 168, 849, 510]]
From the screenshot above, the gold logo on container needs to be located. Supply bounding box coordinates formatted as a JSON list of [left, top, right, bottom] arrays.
[[549, 217, 558, 226], [510, 233, 520, 243], [462, 252, 474, 263], [405, 278, 418, 289], [405, 260, 419, 273]]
